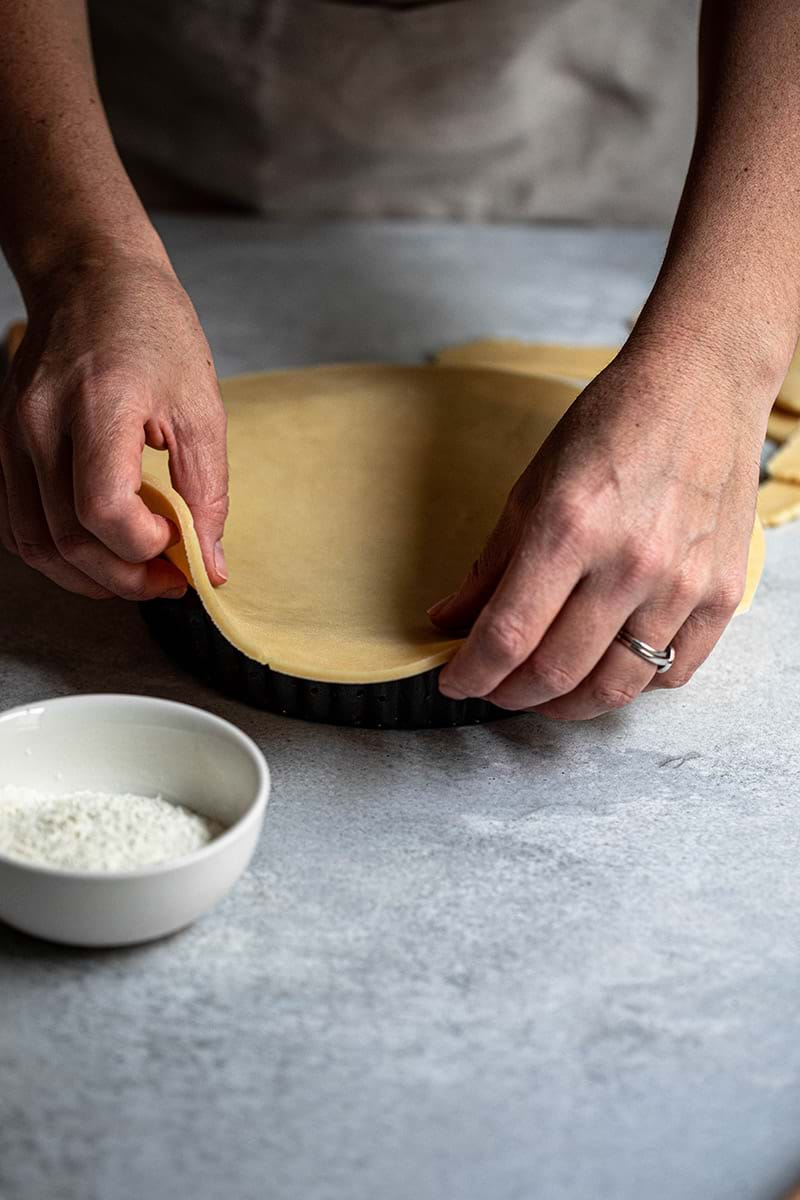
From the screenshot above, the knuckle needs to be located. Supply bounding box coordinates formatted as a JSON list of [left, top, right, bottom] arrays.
[[117, 579, 153, 603], [707, 577, 746, 619], [481, 612, 530, 662], [54, 529, 94, 561], [192, 490, 229, 522], [668, 569, 700, 609], [14, 392, 49, 450], [14, 387, 45, 426], [75, 492, 123, 533], [177, 404, 228, 452], [73, 579, 113, 601], [75, 498, 161, 564], [121, 543, 161, 567], [619, 541, 666, 589], [592, 681, 640, 710], [549, 489, 594, 549], [526, 655, 578, 696], [17, 539, 57, 569], [75, 369, 140, 408]]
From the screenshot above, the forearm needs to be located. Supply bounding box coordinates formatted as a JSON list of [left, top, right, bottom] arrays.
[[633, 0, 800, 403], [0, 0, 167, 302]]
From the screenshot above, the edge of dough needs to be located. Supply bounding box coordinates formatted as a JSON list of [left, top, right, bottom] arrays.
[[140, 474, 462, 682], [139, 363, 765, 681], [737, 514, 764, 615], [434, 338, 619, 381]]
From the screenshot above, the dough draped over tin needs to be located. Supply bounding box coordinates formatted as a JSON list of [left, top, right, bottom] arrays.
[[141, 361, 764, 684]]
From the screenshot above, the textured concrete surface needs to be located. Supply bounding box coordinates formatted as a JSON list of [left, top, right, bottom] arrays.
[[1, 218, 799, 1200]]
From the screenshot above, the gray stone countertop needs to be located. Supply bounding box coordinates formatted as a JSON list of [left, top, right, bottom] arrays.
[[1, 217, 798, 1200]]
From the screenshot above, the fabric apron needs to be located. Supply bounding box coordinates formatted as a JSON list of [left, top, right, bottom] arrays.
[[88, 0, 698, 223]]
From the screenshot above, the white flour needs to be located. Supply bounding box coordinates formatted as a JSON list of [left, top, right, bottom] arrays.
[[0, 786, 224, 871]]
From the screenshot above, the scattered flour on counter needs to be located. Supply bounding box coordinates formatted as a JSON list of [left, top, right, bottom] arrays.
[[0, 786, 224, 871]]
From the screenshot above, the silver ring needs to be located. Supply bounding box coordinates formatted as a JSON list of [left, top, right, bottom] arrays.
[[615, 627, 676, 673]]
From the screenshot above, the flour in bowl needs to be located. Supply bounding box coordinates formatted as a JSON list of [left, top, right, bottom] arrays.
[[0, 786, 224, 871]]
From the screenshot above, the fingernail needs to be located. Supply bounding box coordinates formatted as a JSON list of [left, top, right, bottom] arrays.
[[162, 586, 187, 600], [214, 540, 228, 582], [427, 591, 456, 618]]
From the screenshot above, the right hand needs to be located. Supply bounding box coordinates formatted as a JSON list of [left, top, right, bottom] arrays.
[[0, 250, 228, 600]]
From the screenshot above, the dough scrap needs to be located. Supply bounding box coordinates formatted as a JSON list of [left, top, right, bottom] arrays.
[[140, 362, 764, 684], [757, 480, 800, 527]]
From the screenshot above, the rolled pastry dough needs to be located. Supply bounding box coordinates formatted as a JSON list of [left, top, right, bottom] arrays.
[[140, 363, 764, 684]]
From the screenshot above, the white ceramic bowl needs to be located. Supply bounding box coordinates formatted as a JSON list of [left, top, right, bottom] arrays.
[[0, 695, 269, 947]]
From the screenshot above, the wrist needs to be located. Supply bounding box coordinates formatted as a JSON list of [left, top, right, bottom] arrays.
[[624, 303, 795, 417], [10, 218, 172, 310]]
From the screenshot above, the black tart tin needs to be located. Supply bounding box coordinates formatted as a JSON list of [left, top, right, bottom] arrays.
[[141, 590, 513, 729]]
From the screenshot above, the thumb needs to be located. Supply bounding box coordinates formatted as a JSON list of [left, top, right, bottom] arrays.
[[427, 513, 515, 631], [166, 413, 229, 587]]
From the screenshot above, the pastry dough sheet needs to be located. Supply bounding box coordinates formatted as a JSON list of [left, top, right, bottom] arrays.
[[437, 335, 800, 415], [437, 336, 770, 563], [142, 365, 580, 681], [141, 362, 764, 684], [435, 338, 618, 383], [439, 336, 800, 449]]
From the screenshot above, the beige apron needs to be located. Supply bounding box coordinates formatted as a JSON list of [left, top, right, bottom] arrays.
[[88, 0, 698, 223]]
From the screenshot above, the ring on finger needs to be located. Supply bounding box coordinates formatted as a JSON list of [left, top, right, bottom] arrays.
[[615, 627, 676, 674]]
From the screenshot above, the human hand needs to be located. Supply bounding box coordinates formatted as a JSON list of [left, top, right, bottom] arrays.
[[428, 343, 767, 719], [0, 251, 228, 600]]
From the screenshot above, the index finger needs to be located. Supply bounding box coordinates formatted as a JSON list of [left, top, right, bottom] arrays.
[[438, 540, 582, 700], [71, 409, 175, 562]]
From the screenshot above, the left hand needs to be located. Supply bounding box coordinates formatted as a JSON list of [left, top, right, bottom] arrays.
[[428, 342, 767, 720]]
